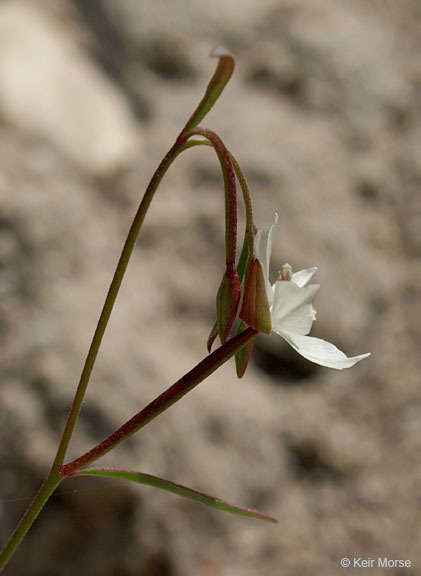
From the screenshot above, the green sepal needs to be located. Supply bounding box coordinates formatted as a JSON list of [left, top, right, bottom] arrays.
[[237, 233, 252, 284], [235, 321, 256, 378], [207, 321, 218, 353]]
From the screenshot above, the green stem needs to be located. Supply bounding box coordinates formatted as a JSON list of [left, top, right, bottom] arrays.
[[61, 327, 257, 475], [0, 472, 61, 572]]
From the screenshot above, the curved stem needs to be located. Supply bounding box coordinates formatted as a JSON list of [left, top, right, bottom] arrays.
[[190, 127, 238, 268], [183, 137, 255, 243], [61, 327, 257, 475], [229, 154, 255, 240]]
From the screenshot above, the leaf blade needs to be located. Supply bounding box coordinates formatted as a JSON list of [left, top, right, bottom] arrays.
[[76, 467, 277, 523], [183, 47, 235, 134]]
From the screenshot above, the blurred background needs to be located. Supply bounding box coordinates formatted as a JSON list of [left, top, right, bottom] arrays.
[[0, 1, 420, 574]]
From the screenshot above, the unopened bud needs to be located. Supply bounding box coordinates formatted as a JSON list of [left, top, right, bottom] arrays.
[[239, 258, 272, 334], [216, 268, 241, 344]]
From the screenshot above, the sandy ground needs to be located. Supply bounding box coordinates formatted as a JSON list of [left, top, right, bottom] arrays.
[[0, 1, 420, 575]]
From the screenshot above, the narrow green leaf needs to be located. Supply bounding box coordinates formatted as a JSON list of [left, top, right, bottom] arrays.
[[76, 467, 278, 523], [182, 47, 235, 134]]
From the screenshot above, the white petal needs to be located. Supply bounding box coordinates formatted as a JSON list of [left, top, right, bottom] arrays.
[[292, 267, 318, 287], [271, 281, 319, 335], [280, 331, 371, 370], [255, 213, 278, 306], [272, 303, 316, 336]]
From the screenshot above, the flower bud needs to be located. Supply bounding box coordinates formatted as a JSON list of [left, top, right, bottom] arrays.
[[216, 267, 241, 344], [239, 258, 272, 334]]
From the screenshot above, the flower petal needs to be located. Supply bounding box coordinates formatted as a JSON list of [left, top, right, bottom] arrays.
[[271, 281, 319, 335], [272, 303, 316, 336], [291, 267, 318, 288], [255, 213, 278, 306], [279, 331, 371, 369]]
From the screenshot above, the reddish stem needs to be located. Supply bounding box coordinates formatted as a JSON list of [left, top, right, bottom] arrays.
[[190, 127, 238, 268], [61, 327, 257, 475]]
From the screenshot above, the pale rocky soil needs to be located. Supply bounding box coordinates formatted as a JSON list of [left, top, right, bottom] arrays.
[[0, 1, 420, 575]]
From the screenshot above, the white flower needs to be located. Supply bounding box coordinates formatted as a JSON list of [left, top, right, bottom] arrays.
[[255, 214, 371, 370]]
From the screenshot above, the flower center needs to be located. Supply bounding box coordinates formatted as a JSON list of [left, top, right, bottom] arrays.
[[278, 263, 292, 281]]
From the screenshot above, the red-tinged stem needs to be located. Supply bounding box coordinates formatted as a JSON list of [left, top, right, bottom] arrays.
[[183, 137, 255, 253], [229, 154, 256, 243], [61, 327, 257, 476], [190, 127, 237, 268]]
